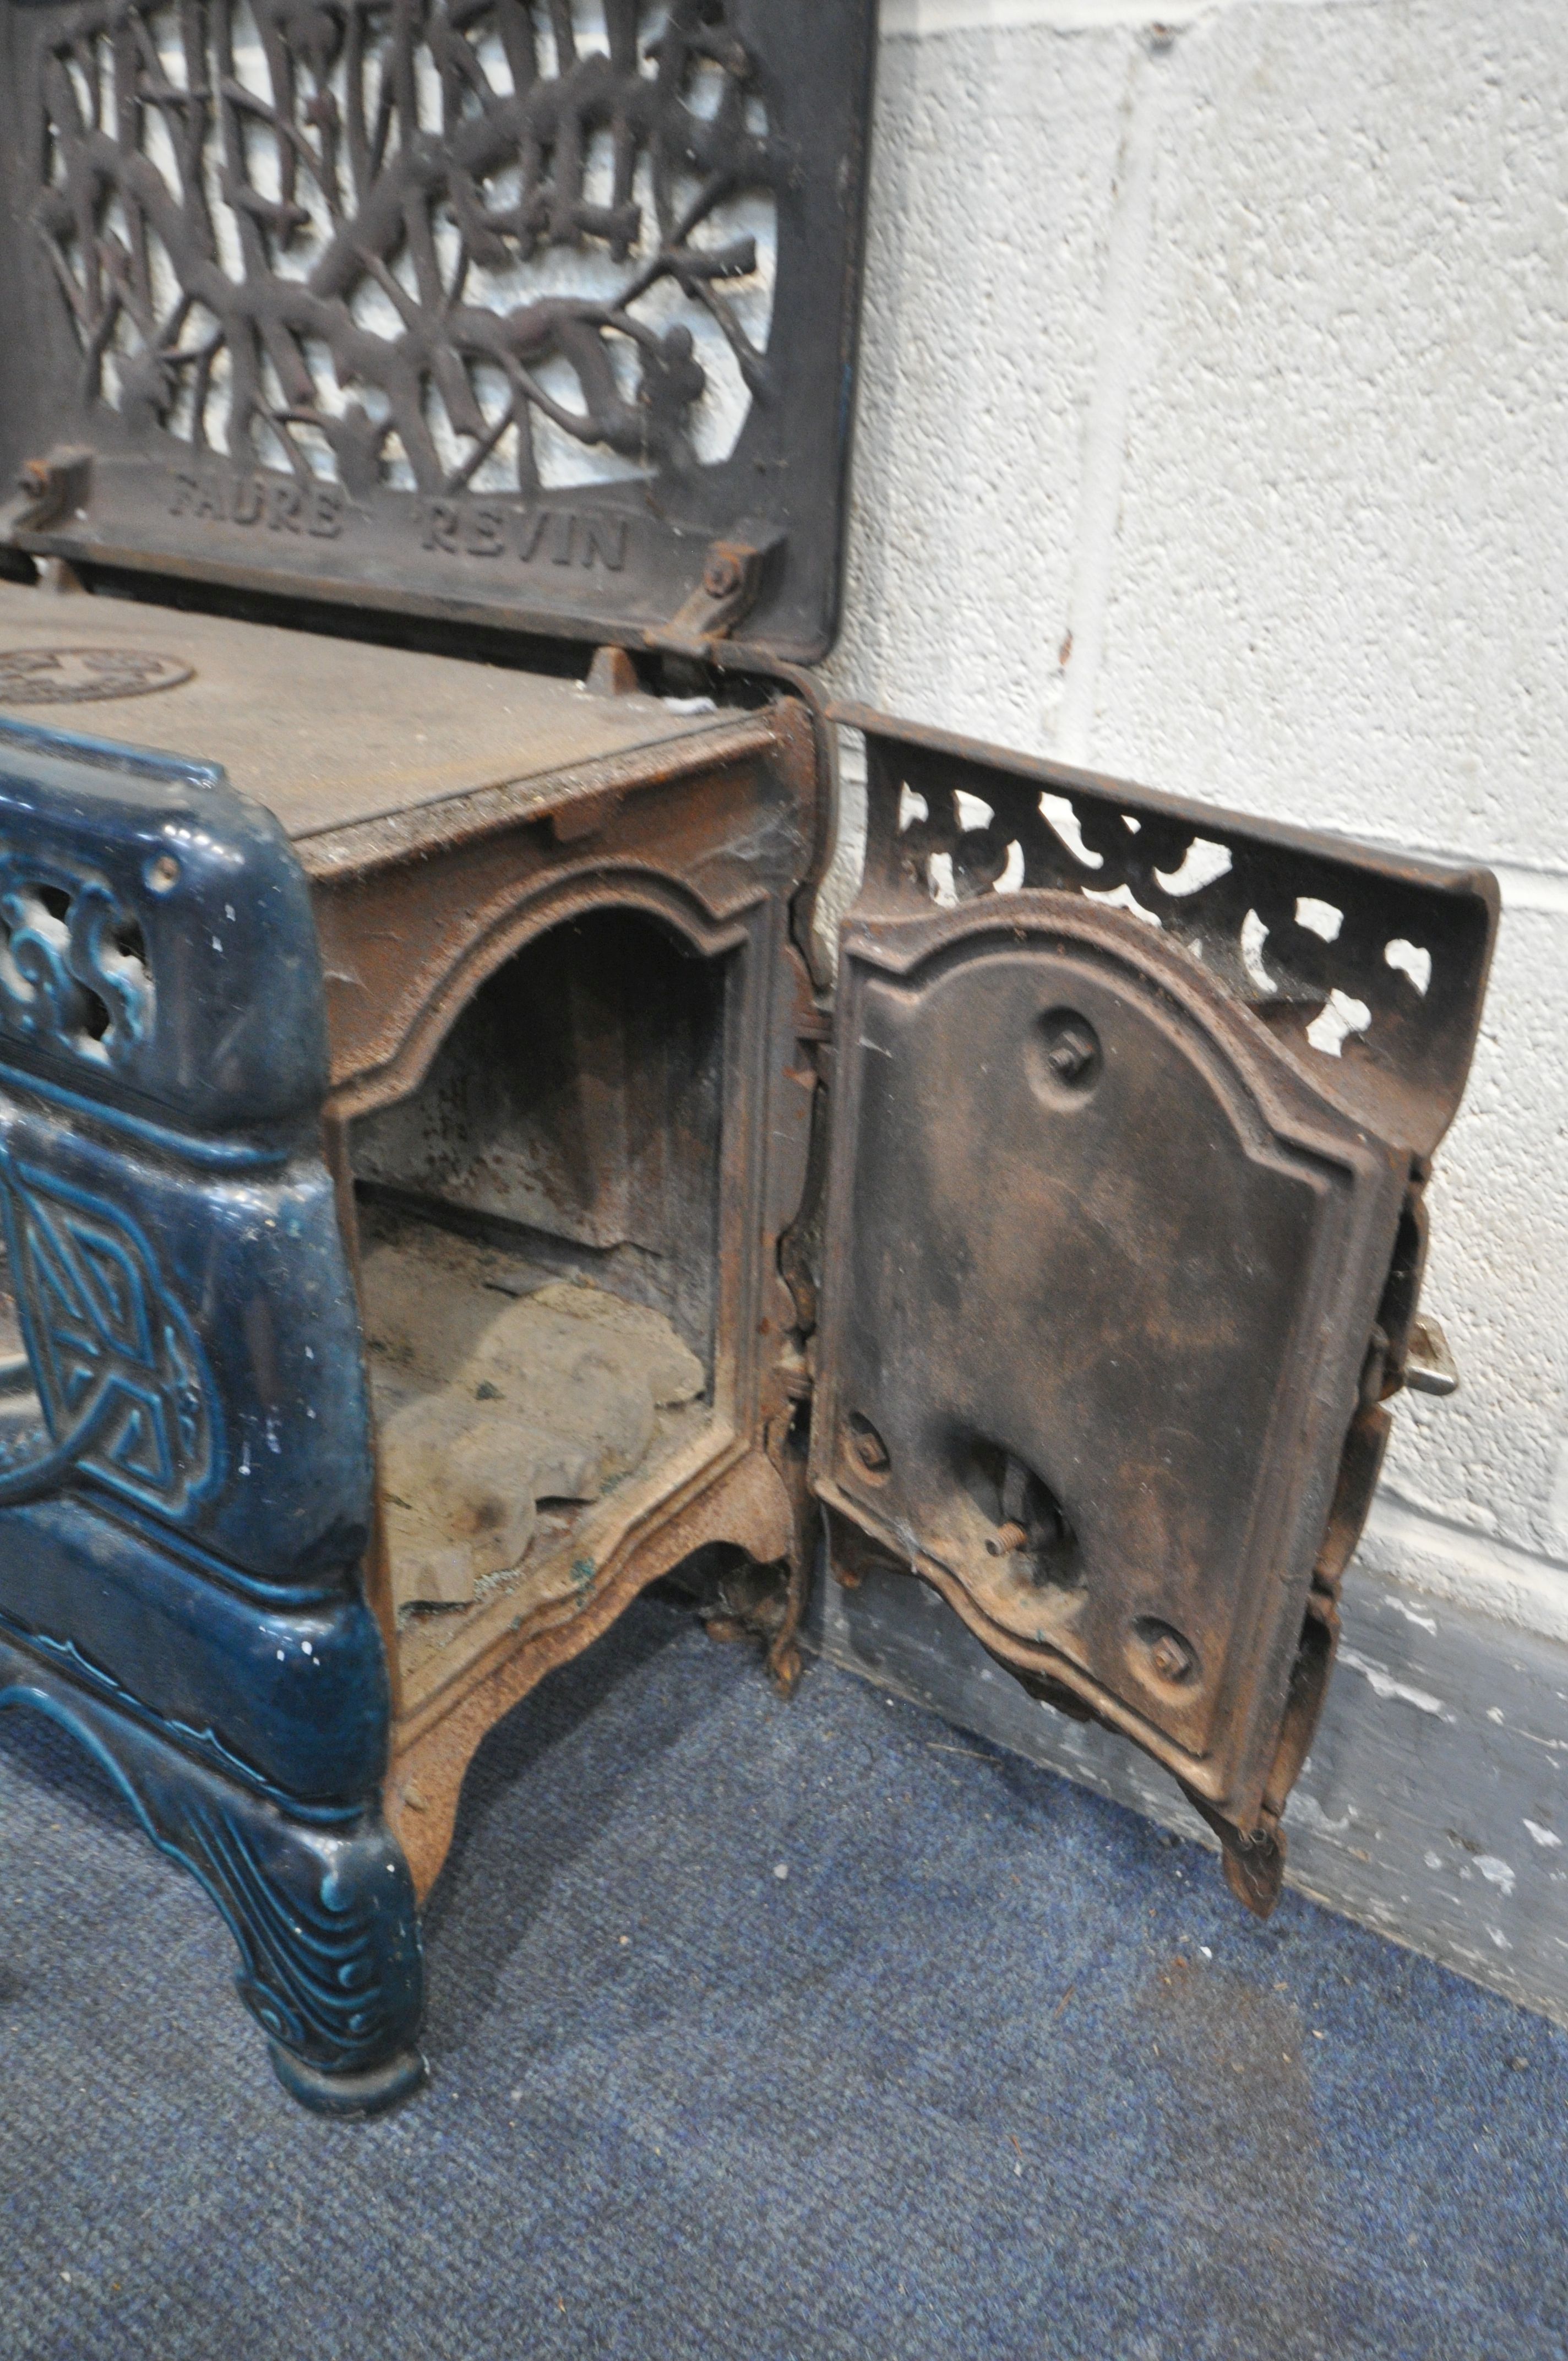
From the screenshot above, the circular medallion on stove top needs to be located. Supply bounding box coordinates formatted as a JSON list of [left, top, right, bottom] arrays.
[[0, 648, 194, 705]]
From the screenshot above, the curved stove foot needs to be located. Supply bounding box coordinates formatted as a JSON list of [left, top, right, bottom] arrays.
[[0, 1635, 426, 2109], [269, 2040, 428, 2119]]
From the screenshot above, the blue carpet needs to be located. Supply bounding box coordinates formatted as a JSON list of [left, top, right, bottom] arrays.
[[1, 1594, 1565, 2361]]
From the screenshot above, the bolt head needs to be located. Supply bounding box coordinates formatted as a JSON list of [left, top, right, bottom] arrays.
[[704, 552, 744, 599], [1151, 1631, 1192, 1682], [1033, 1011, 1102, 1101], [847, 1415, 890, 1475]]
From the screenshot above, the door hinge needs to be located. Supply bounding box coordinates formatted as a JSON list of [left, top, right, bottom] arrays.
[[3, 445, 92, 540], [658, 529, 785, 652]]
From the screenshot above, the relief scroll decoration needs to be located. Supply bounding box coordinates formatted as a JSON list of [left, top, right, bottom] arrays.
[[0, 1158, 217, 1517], [0, 1629, 425, 2091], [32, 0, 779, 501]]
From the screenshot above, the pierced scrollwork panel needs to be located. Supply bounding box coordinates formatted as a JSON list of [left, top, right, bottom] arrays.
[[851, 715, 1497, 1158], [0, 848, 155, 1077], [32, 0, 778, 499]]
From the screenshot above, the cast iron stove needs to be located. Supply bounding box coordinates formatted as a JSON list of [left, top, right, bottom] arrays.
[[0, 0, 1495, 2114]]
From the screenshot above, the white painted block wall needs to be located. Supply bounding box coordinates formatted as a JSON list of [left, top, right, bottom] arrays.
[[817, 0, 1568, 1973]]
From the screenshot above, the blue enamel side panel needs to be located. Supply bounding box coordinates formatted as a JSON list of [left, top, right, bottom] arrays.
[[0, 716, 325, 1137], [0, 1494, 388, 1807], [0, 718, 386, 1821]]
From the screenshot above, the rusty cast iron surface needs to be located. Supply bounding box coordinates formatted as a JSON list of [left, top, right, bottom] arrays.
[[813, 709, 1496, 1914], [0, 0, 878, 660]]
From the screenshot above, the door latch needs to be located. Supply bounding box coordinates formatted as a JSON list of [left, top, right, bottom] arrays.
[[1403, 1315, 1460, 1397]]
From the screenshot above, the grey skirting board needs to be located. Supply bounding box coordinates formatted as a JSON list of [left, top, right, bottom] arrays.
[[808, 1551, 1568, 2028]]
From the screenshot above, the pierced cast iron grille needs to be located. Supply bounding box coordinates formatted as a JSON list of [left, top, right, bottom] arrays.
[[1, 1, 875, 657], [33, 0, 777, 499], [843, 708, 1496, 1162]]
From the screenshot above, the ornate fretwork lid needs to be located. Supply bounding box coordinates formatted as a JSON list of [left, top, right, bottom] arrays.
[[0, 1, 877, 662]]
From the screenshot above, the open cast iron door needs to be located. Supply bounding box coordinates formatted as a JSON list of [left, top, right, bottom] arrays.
[[810, 710, 1497, 1913]]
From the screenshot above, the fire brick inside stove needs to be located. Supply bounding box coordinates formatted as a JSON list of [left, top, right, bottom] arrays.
[[348, 911, 727, 1641]]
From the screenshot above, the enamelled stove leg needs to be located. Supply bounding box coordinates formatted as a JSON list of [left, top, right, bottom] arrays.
[[0, 1636, 427, 2118]]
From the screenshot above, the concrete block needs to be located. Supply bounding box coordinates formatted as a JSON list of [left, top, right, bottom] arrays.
[[1092, 0, 1568, 874], [823, 21, 1134, 752]]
